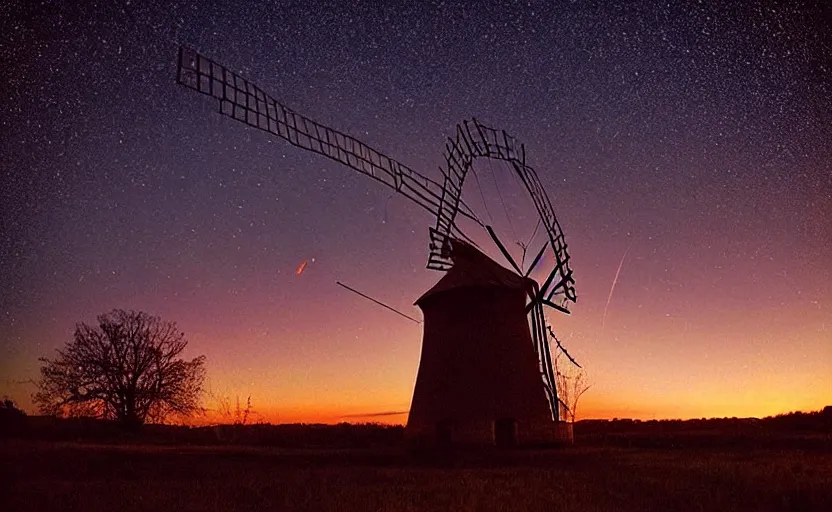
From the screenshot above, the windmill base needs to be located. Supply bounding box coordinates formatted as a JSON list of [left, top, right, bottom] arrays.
[[405, 418, 573, 448]]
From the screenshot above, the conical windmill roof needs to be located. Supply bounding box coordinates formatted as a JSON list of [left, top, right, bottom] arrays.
[[415, 240, 536, 306]]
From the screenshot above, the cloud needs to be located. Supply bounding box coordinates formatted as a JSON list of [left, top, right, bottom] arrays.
[[340, 410, 409, 418]]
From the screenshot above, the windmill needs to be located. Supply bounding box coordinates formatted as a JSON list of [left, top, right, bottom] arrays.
[[176, 47, 579, 446]]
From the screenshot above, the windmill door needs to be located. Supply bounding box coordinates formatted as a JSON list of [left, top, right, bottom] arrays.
[[435, 419, 453, 446], [494, 418, 518, 447]]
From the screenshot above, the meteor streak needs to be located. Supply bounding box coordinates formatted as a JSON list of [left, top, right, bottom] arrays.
[[601, 242, 633, 334]]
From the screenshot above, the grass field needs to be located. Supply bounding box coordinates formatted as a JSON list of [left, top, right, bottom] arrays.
[[3, 440, 831, 511]]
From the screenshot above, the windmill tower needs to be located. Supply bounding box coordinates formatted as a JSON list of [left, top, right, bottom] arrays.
[[176, 47, 579, 447], [408, 239, 572, 446]]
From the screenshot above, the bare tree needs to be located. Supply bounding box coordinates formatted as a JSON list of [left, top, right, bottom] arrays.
[[553, 348, 591, 423], [206, 391, 256, 443], [209, 391, 254, 426], [34, 309, 206, 429]]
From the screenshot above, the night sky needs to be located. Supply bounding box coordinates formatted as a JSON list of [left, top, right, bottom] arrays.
[[2, 0, 830, 423]]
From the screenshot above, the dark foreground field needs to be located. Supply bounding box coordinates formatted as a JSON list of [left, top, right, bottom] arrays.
[[2, 440, 831, 511]]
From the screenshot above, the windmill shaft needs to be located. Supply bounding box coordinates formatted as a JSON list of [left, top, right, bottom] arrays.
[[336, 281, 421, 324]]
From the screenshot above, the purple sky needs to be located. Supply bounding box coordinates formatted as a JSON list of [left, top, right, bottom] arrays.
[[2, 0, 829, 422]]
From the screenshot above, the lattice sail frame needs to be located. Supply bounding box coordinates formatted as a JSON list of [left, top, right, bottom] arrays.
[[176, 47, 578, 420], [176, 48, 479, 228]]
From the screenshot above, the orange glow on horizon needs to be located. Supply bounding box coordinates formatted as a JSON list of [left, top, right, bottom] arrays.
[[186, 399, 831, 427], [186, 383, 830, 426]]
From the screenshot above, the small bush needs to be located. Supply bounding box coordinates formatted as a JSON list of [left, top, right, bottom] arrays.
[[0, 398, 27, 436]]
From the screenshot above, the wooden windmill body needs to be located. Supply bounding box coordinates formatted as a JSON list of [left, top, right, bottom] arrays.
[[407, 240, 572, 446]]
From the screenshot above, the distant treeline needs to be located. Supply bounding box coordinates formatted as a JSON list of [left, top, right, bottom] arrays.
[[0, 414, 405, 449], [575, 407, 832, 434], [2, 406, 829, 450], [573, 408, 832, 450]]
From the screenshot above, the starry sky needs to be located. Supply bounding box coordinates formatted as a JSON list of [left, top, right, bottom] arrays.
[[2, 0, 830, 423]]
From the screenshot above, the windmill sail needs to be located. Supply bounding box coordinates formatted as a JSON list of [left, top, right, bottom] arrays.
[[175, 47, 480, 236], [430, 118, 575, 304], [176, 47, 575, 306], [176, 46, 579, 425]]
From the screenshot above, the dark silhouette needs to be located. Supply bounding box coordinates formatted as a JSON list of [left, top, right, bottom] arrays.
[[33, 309, 206, 430], [0, 398, 26, 417]]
